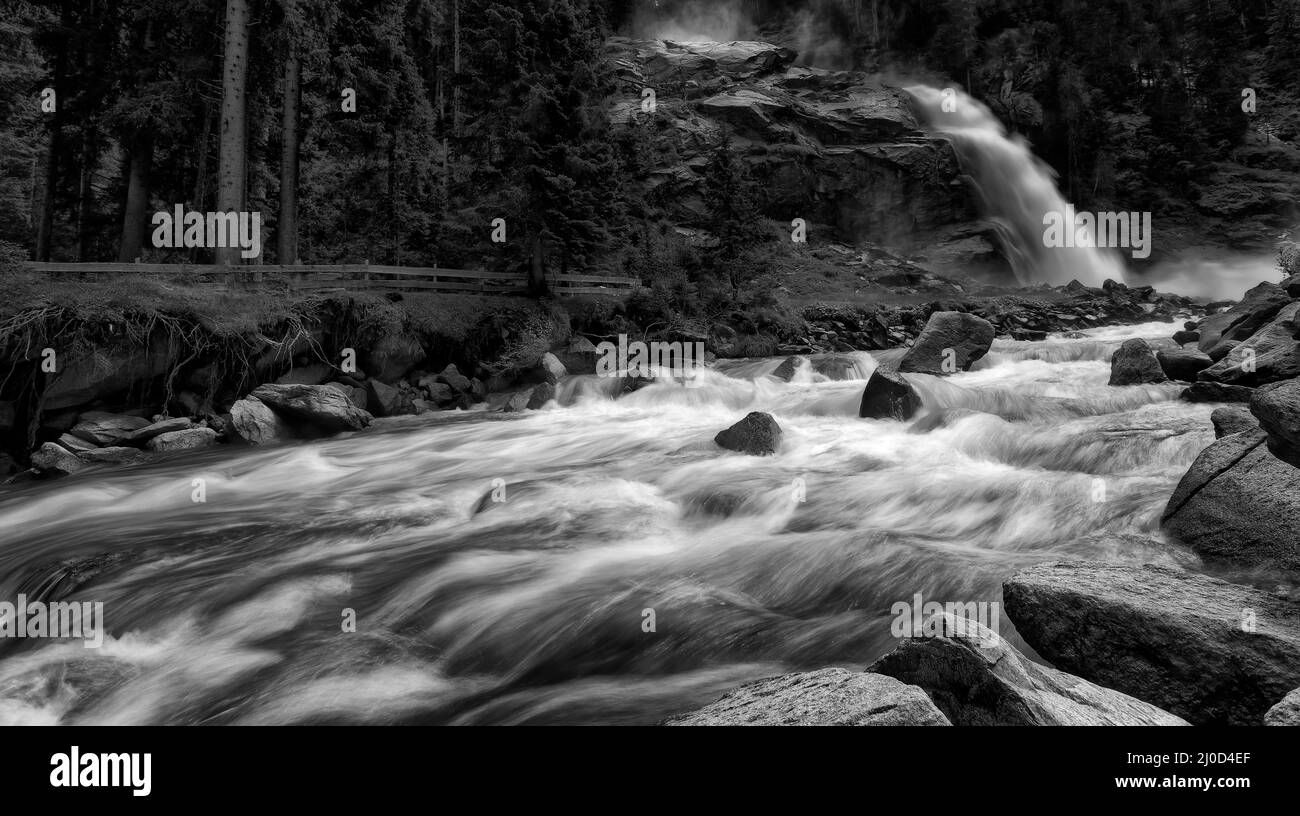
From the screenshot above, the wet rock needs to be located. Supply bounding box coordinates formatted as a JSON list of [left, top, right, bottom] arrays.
[[810, 355, 860, 380], [1109, 338, 1167, 385], [1172, 329, 1200, 345], [420, 380, 457, 407], [907, 408, 990, 434], [898, 311, 994, 375], [714, 411, 782, 456], [31, 442, 86, 476], [1197, 282, 1291, 360], [1197, 302, 1300, 387], [1250, 378, 1300, 466], [868, 613, 1186, 726], [1180, 381, 1255, 403], [252, 383, 374, 431], [1162, 430, 1300, 572], [274, 363, 331, 386], [556, 337, 600, 376], [324, 382, 368, 411], [56, 433, 98, 453], [68, 412, 151, 447], [230, 397, 291, 445], [497, 390, 533, 413], [366, 380, 416, 417], [859, 367, 922, 420], [526, 381, 556, 410], [359, 334, 426, 384], [538, 353, 568, 384], [665, 668, 950, 726], [1004, 561, 1300, 725], [146, 427, 219, 452], [1265, 688, 1300, 725], [1283, 274, 1300, 298], [119, 417, 194, 446], [436, 364, 473, 395], [78, 446, 150, 465], [771, 356, 800, 382], [1211, 405, 1258, 438], [1156, 348, 1212, 381]]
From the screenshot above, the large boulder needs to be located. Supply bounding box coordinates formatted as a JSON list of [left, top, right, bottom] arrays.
[[1003, 562, 1300, 725], [1210, 405, 1257, 438], [1265, 688, 1300, 725], [119, 417, 194, 447], [251, 383, 373, 431], [555, 336, 600, 375], [867, 613, 1187, 726], [359, 335, 426, 384], [714, 412, 782, 456], [859, 367, 922, 420], [898, 311, 994, 375], [68, 412, 151, 447], [526, 381, 557, 410], [366, 380, 416, 417], [78, 446, 150, 465], [1197, 282, 1292, 359], [1162, 430, 1300, 572], [31, 442, 86, 476], [229, 397, 291, 446], [1108, 338, 1167, 385], [1250, 378, 1300, 466], [665, 668, 950, 726], [146, 427, 219, 453], [1197, 302, 1300, 387], [771, 356, 800, 382], [1156, 348, 1213, 381], [1180, 381, 1254, 403]]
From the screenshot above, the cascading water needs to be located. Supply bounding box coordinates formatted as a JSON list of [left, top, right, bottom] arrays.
[[906, 85, 1126, 288], [0, 322, 1212, 725]]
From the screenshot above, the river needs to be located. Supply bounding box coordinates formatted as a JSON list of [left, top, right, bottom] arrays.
[[0, 320, 1212, 725]]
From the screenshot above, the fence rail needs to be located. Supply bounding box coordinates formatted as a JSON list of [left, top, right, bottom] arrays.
[[25, 262, 639, 297]]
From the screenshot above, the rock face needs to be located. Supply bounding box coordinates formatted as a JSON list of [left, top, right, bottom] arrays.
[[1156, 348, 1213, 381], [665, 668, 951, 726], [1197, 301, 1300, 387], [867, 613, 1187, 726], [859, 367, 922, 420], [1265, 688, 1300, 725], [1162, 430, 1300, 572], [1211, 405, 1257, 438], [1249, 377, 1300, 465], [898, 312, 994, 375], [230, 397, 291, 446], [1003, 562, 1300, 725], [1197, 282, 1292, 359], [714, 412, 782, 455], [69, 413, 151, 446], [250, 383, 373, 432], [1108, 338, 1168, 385]]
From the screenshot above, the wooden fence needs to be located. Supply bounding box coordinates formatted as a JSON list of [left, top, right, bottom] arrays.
[[24, 262, 639, 297]]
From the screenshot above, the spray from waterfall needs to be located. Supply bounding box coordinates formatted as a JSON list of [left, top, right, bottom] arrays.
[[906, 85, 1126, 288]]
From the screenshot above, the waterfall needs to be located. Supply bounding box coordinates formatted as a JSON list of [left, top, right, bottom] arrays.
[[906, 85, 1126, 288]]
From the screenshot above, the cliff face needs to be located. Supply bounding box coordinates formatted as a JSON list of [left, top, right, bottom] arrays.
[[606, 38, 975, 252]]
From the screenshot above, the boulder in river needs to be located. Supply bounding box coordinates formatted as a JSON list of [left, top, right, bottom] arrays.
[[120, 417, 194, 447], [859, 367, 922, 420], [1108, 338, 1167, 385], [68, 412, 151, 447], [1197, 302, 1300, 387], [1172, 329, 1200, 345], [1162, 429, 1300, 572], [771, 355, 800, 382], [1180, 381, 1254, 403], [867, 613, 1187, 726], [555, 337, 599, 375], [1003, 561, 1300, 725], [1197, 281, 1292, 360], [252, 383, 374, 431], [1210, 405, 1258, 438], [1250, 378, 1300, 466], [31, 442, 86, 476], [1265, 688, 1300, 725], [526, 381, 557, 410], [714, 412, 782, 456], [1156, 348, 1212, 381], [898, 311, 994, 375], [229, 397, 292, 446], [366, 379, 415, 417], [146, 427, 219, 453], [665, 668, 950, 726]]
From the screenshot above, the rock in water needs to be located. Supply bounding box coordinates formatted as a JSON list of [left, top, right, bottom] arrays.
[[1162, 430, 1300, 572], [249, 383, 373, 431], [1197, 282, 1292, 360], [867, 613, 1187, 726], [771, 356, 799, 382], [1265, 688, 1300, 725], [1108, 338, 1167, 385], [859, 367, 922, 420], [898, 311, 994, 375], [146, 428, 219, 452], [1249, 377, 1300, 466], [1003, 562, 1300, 725], [31, 442, 86, 476], [714, 412, 782, 455], [230, 397, 291, 446], [366, 380, 415, 417], [556, 337, 599, 375], [664, 668, 950, 726], [68, 412, 151, 446], [526, 381, 556, 410], [1197, 302, 1300, 387], [1180, 381, 1254, 403], [1156, 348, 1212, 381], [1210, 405, 1257, 438], [120, 417, 194, 447]]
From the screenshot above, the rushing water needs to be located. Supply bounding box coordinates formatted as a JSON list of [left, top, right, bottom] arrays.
[[907, 85, 1127, 289], [0, 321, 1215, 725]]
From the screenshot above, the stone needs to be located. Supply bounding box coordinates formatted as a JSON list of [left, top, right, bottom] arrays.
[[145, 427, 219, 452], [56, 433, 98, 453], [714, 412, 783, 455], [867, 612, 1187, 726], [31, 442, 86, 476], [1172, 329, 1200, 345], [78, 446, 150, 465], [898, 311, 994, 375], [526, 381, 556, 410], [664, 668, 950, 726], [1265, 688, 1300, 725], [1180, 381, 1254, 403], [555, 336, 600, 375], [68, 412, 151, 446], [859, 367, 922, 420], [230, 397, 291, 446], [252, 383, 374, 431], [1109, 338, 1167, 385], [366, 380, 416, 417], [119, 417, 194, 447], [539, 353, 568, 384], [1197, 282, 1291, 360], [1250, 378, 1300, 466], [1210, 405, 1257, 438], [274, 363, 331, 386], [359, 334, 425, 383], [1197, 302, 1300, 387], [1004, 561, 1300, 725], [1156, 348, 1212, 381], [772, 356, 799, 382], [436, 364, 473, 394]]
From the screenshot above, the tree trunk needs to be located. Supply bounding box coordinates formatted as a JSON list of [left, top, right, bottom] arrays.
[[192, 99, 214, 261], [117, 134, 153, 262], [216, 0, 251, 265], [35, 1, 71, 261], [278, 25, 300, 264], [528, 233, 548, 294], [75, 123, 96, 261], [452, 0, 461, 137]]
